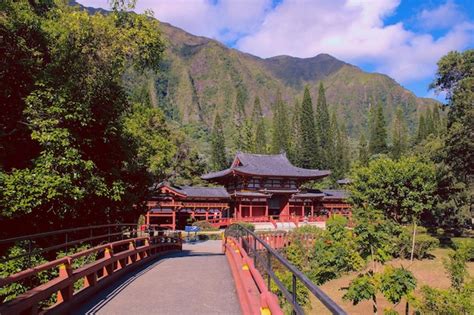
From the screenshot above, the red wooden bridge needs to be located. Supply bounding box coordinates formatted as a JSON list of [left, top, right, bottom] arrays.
[[0, 224, 346, 315]]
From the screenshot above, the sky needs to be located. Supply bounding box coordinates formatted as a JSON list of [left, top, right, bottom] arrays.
[[78, 0, 473, 101]]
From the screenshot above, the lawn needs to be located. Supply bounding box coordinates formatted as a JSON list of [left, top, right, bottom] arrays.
[[309, 247, 474, 314]]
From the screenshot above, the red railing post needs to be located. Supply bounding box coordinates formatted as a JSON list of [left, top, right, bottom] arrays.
[[57, 258, 73, 303]]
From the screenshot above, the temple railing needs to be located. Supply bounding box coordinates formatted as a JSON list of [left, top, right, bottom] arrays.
[[0, 226, 181, 314], [225, 224, 346, 315]]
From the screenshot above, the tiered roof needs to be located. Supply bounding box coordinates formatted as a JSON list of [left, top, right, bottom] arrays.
[[202, 152, 330, 181]]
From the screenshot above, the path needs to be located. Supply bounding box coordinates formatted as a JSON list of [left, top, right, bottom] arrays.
[[76, 240, 241, 315]]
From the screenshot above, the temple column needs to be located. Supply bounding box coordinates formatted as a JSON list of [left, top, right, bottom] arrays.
[[172, 211, 176, 231], [238, 202, 241, 219], [205, 210, 209, 221], [249, 201, 253, 218], [311, 204, 314, 217], [265, 204, 268, 218], [146, 212, 150, 225]]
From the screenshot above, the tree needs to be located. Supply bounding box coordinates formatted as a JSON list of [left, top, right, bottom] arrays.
[[270, 91, 290, 154], [241, 119, 255, 153], [391, 106, 408, 159], [252, 96, 267, 154], [416, 113, 427, 143], [316, 82, 331, 167], [0, 0, 169, 232], [368, 102, 388, 155], [233, 86, 248, 150], [358, 133, 369, 165], [332, 114, 349, 179], [350, 156, 437, 261], [431, 50, 473, 184], [210, 113, 227, 170], [299, 86, 318, 168], [343, 267, 416, 315], [288, 99, 302, 165]]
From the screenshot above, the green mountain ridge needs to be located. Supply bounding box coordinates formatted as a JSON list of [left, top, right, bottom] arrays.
[[154, 22, 439, 138]]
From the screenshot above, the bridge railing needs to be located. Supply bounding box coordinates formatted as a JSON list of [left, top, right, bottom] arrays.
[[0, 226, 182, 315], [225, 223, 346, 315]]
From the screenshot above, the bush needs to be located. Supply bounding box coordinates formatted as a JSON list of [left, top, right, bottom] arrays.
[[396, 229, 439, 259], [452, 238, 474, 261], [192, 220, 217, 231]]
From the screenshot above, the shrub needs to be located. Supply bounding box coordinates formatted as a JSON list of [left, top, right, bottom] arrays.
[[192, 220, 217, 231], [452, 238, 474, 261], [396, 229, 439, 259]]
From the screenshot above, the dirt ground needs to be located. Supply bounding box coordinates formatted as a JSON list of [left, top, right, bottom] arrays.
[[309, 247, 474, 314]]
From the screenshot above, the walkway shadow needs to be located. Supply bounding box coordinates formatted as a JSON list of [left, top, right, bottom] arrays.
[[75, 247, 224, 314]]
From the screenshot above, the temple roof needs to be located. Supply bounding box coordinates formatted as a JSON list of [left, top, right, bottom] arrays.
[[154, 182, 229, 199], [202, 152, 330, 181], [321, 189, 349, 200]]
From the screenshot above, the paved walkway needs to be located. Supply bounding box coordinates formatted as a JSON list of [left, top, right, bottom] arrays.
[[76, 240, 241, 315]]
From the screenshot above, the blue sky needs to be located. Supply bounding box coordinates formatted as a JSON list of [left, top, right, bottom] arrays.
[[78, 0, 473, 101]]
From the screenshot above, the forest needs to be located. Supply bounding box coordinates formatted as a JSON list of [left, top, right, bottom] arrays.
[[0, 1, 473, 313]]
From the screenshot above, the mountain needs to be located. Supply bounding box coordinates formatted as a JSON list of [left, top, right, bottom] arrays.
[[152, 22, 438, 138]]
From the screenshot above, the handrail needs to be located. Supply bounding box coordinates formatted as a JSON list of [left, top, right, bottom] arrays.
[[0, 232, 182, 314], [225, 223, 346, 315], [0, 224, 142, 265]]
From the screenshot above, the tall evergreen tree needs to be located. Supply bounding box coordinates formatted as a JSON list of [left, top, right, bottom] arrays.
[[210, 112, 227, 170], [358, 133, 369, 166], [241, 119, 255, 153], [252, 96, 267, 153], [425, 107, 435, 136], [391, 106, 408, 160], [233, 87, 248, 150], [270, 91, 290, 154], [416, 113, 427, 143], [432, 105, 441, 136], [316, 82, 331, 167], [332, 113, 350, 179], [368, 102, 388, 155], [299, 86, 318, 168], [288, 99, 302, 165]]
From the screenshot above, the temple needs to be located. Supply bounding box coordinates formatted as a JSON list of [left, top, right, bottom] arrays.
[[146, 152, 351, 230]]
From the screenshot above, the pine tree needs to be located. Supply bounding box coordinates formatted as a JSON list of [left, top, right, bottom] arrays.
[[210, 112, 227, 170], [358, 133, 369, 165], [391, 106, 408, 160], [416, 113, 427, 143], [425, 107, 435, 136], [368, 102, 388, 155], [233, 87, 247, 150], [316, 82, 331, 167], [241, 119, 255, 153], [252, 96, 267, 153], [288, 99, 302, 165], [299, 86, 318, 168], [270, 91, 290, 154], [332, 115, 350, 179], [432, 105, 441, 136]]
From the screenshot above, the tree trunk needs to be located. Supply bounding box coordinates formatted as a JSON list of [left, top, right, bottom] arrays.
[[372, 296, 378, 315], [370, 244, 376, 272], [405, 301, 409, 315], [410, 220, 417, 262]]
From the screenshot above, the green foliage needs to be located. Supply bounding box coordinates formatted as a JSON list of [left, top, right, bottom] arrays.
[[270, 91, 290, 154], [379, 266, 417, 305], [396, 228, 439, 259], [192, 220, 217, 231], [350, 156, 436, 224], [344, 267, 417, 314], [452, 238, 474, 261], [0, 0, 168, 231], [210, 113, 227, 170], [0, 243, 48, 303], [316, 82, 331, 168], [271, 270, 310, 312], [368, 102, 388, 155], [390, 106, 408, 160], [332, 115, 350, 179], [358, 133, 369, 165], [354, 207, 399, 267], [443, 242, 470, 291], [56, 245, 97, 291], [431, 50, 473, 184], [251, 97, 267, 154], [298, 87, 318, 168]]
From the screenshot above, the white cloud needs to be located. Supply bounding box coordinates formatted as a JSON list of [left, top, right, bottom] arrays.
[[77, 0, 474, 84], [236, 0, 473, 82], [418, 0, 466, 30]]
